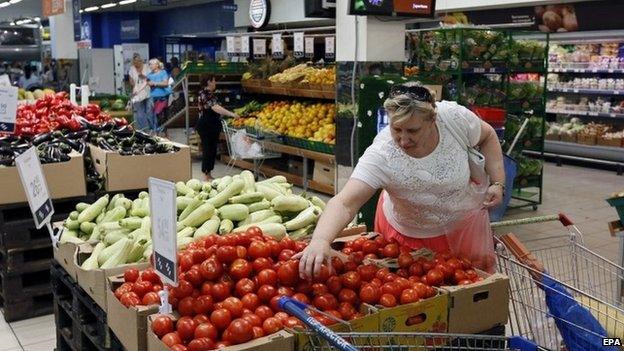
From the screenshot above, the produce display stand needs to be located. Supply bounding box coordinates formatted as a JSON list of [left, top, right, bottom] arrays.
[[407, 28, 549, 209], [242, 82, 336, 100]]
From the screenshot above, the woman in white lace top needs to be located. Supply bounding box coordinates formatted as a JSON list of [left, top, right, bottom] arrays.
[[296, 83, 505, 278]]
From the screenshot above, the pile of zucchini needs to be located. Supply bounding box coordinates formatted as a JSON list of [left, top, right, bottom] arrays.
[[60, 170, 326, 270]]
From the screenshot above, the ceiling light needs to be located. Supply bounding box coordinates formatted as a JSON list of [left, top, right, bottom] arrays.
[[119, 0, 136, 4], [84, 6, 99, 11], [0, 2, 10, 7], [100, 2, 117, 8], [9, 22, 15, 25], [8, 0, 21, 4], [34, 17, 40, 21], [79, 9, 84, 13]]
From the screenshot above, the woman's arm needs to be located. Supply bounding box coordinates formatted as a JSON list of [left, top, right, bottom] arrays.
[[296, 179, 377, 279], [477, 120, 505, 207], [211, 104, 239, 118]]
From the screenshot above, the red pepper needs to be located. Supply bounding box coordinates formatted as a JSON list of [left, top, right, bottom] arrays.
[[68, 117, 82, 131], [114, 118, 128, 126]]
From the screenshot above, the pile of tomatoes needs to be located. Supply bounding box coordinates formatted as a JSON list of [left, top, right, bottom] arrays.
[[116, 229, 482, 351]]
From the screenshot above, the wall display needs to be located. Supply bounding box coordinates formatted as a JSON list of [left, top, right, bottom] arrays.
[[120, 20, 140, 40], [249, 0, 271, 29], [349, 0, 436, 18]]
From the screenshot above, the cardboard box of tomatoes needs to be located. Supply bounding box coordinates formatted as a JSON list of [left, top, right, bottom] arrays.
[[146, 314, 295, 351], [0, 150, 87, 205], [53, 239, 86, 281], [107, 274, 160, 351]]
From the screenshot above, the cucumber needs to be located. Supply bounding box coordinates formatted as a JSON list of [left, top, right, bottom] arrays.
[[186, 179, 203, 192], [238, 209, 276, 226], [69, 211, 79, 220], [284, 206, 320, 231], [247, 199, 271, 213], [218, 219, 234, 235], [216, 176, 233, 192], [207, 179, 245, 208], [229, 192, 265, 204], [271, 195, 309, 213], [75, 202, 90, 212], [218, 204, 249, 221], [78, 195, 109, 223], [194, 217, 220, 238]]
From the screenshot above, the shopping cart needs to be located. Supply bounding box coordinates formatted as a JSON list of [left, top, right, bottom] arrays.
[[278, 296, 541, 351], [220, 119, 281, 177], [492, 214, 624, 350]]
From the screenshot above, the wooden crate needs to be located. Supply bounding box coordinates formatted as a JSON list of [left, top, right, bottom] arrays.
[[560, 133, 578, 143], [597, 136, 623, 147], [577, 133, 597, 145]]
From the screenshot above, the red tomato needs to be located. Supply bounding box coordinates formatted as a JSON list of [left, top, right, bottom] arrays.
[[383, 273, 398, 283], [426, 269, 444, 286], [412, 282, 429, 299], [179, 253, 194, 272], [344, 261, 358, 272], [284, 317, 303, 328], [362, 240, 379, 255], [210, 308, 232, 331], [235, 278, 257, 297], [375, 268, 390, 280], [382, 243, 400, 258], [313, 265, 331, 283], [370, 278, 383, 288], [222, 297, 244, 318], [380, 293, 397, 307], [171, 344, 187, 351], [252, 257, 273, 273], [241, 293, 261, 311], [142, 292, 160, 305], [294, 241, 307, 253], [421, 260, 435, 272], [262, 317, 282, 334], [398, 253, 414, 268], [214, 245, 236, 264], [162, 332, 182, 347], [400, 289, 420, 305], [338, 302, 357, 320], [357, 265, 377, 282], [120, 292, 141, 307], [178, 297, 196, 317], [269, 295, 282, 312], [124, 269, 139, 283], [349, 251, 365, 264], [141, 269, 161, 284], [458, 279, 473, 285], [331, 257, 345, 274], [226, 318, 253, 344], [395, 277, 411, 290], [132, 281, 153, 298], [396, 268, 409, 278], [211, 283, 230, 302], [185, 269, 204, 287], [277, 260, 299, 287], [252, 325, 265, 339], [409, 262, 424, 277], [292, 293, 310, 304], [115, 283, 133, 299], [200, 282, 213, 296], [453, 270, 467, 284], [280, 237, 296, 251], [341, 271, 362, 290], [256, 269, 278, 286], [435, 263, 454, 281], [338, 288, 357, 304], [176, 317, 197, 341], [359, 284, 381, 304], [192, 295, 213, 315], [230, 259, 253, 280], [381, 282, 402, 298], [274, 312, 289, 323], [236, 245, 247, 259], [314, 315, 334, 326], [311, 283, 328, 297], [193, 314, 210, 325], [187, 337, 215, 351], [351, 238, 366, 251], [374, 235, 388, 247], [152, 315, 174, 337], [246, 226, 263, 238], [446, 258, 462, 271], [199, 259, 223, 281], [313, 294, 338, 311], [325, 277, 342, 296], [295, 281, 313, 295], [465, 269, 478, 280], [257, 285, 277, 302], [278, 249, 296, 261], [194, 322, 218, 341], [248, 241, 270, 259]]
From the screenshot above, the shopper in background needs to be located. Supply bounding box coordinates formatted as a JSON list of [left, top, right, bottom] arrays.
[[147, 58, 171, 135], [196, 75, 239, 181], [128, 54, 151, 131], [296, 82, 505, 278], [18, 65, 42, 90]]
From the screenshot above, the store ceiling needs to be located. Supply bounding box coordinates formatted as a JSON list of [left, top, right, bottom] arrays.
[[80, 0, 221, 12]]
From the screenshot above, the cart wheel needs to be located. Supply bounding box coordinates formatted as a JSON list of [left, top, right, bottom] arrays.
[[532, 205, 538, 211]]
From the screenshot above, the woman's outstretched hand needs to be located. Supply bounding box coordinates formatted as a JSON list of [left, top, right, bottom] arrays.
[[293, 238, 332, 280], [483, 184, 504, 208]]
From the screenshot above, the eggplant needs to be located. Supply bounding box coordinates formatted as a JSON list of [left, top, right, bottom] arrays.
[[63, 138, 82, 151], [134, 131, 157, 145], [65, 130, 89, 140], [31, 132, 54, 146], [96, 137, 116, 151], [132, 147, 143, 155], [0, 135, 18, 143], [0, 146, 13, 156], [77, 142, 87, 154], [143, 144, 156, 154], [0, 155, 14, 166], [120, 150, 133, 156], [112, 125, 134, 138]]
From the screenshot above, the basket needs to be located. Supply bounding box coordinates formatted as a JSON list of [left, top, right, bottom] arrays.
[[596, 136, 623, 147], [283, 136, 335, 154], [308, 83, 323, 91], [560, 133, 577, 143], [577, 133, 597, 145], [545, 133, 560, 141], [470, 106, 506, 129]]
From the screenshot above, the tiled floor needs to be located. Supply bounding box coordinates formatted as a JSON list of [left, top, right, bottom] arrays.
[[0, 161, 621, 349]]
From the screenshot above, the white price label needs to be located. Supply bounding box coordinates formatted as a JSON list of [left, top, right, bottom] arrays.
[[253, 39, 266, 57], [272, 33, 283, 58], [573, 89, 579, 93], [294, 32, 304, 57], [234, 37, 242, 54], [325, 36, 335, 58], [0, 86, 18, 133], [226, 36, 235, 55], [615, 91, 620, 95], [241, 36, 250, 55], [474, 68, 485, 73], [305, 37, 315, 57], [15, 147, 54, 229], [149, 177, 178, 287]]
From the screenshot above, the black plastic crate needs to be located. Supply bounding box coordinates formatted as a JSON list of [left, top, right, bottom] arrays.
[[0, 220, 52, 250], [0, 292, 53, 322], [0, 241, 53, 274], [0, 268, 51, 299]]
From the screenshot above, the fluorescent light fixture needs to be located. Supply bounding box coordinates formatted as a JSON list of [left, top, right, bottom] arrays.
[[79, 9, 84, 13], [119, 0, 137, 5], [0, 2, 10, 7], [9, 22, 15, 25], [34, 17, 40, 21], [100, 2, 117, 8], [84, 5, 99, 11], [8, 0, 21, 4]]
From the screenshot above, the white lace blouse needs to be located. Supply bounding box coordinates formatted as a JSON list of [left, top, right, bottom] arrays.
[[351, 101, 483, 238]]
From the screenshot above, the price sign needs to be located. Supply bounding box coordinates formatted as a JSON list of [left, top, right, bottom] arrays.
[[272, 33, 283, 59], [0, 86, 18, 133], [294, 32, 304, 58], [15, 147, 54, 230], [253, 39, 266, 58], [234, 37, 242, 56], [241, 36, 250, 56], [149, 177, 178, 287], [305, 37, 315, 58], [325, 36, 335, 59], [226, 36, 236, 57]]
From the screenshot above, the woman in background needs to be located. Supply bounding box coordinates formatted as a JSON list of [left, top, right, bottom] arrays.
[[128, 54, 151, 131], [147, 58, 171, 135]]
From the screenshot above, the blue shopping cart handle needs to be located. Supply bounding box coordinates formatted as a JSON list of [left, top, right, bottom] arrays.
[[278, 296, 358, 351]]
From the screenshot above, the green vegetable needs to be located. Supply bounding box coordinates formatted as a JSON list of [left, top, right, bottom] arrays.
[[283, 207, 320, 231], [76, 202, 90, 212], [256, 183, 282, 201], [104, 230, 129, 246], [95, 212, 106, 224], [88, 225, 101, 242], [207, 179, 245, 208], [229, 192, 265, 204], [69, 211, 79, 220], [216, 176, 233, 192], [120, 217, 143, 230], [177, 237, 195, 250], [257, 175, 287, 184], [176, 181, 195, 196], [289, 225, 315, 240], [116, 198, 133, 210], [194, 217, 220, 238], [107, 194, 124, 211], [64, 219, 80, 230], [240, 170, 256, 193], [219, 219, 234, 235], [271, 195, 309, 213], [202, 182, 213, 192], [80, 242, 106, 270], [80, 222, 96, 235], [179, 203, 216, 228], [178, 198, 202, 222], [209, 189, 218, 198], [139, 191, 149, 199], [98, 238, 130, 266], [218, 204, 249, 221], [127, 241, 146, 263], [186, 179, 203, 192], [238, 209, 276, 226], [101, 207, 126, 223], [259, 215, 282, 224], [177, 196, 194, 212], [78, 195, 109, 223], [177, 227, 196, 239], [309, 196, 326, 211], [248, 200, 271, 213], [100, 238, 134, 269]]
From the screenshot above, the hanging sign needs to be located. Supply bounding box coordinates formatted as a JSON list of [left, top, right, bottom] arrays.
[[240, 36, 250, 56], [0, 86, 18, 133], [42, 0, 65, 17], [325, 36, 335, 59], [149, 177, 178, 287], [234, 37, 242, 56], [249, 0, 270, 29], [305, 37, 315, 58], [253, 39, 266, 58], [15, 147, 54, 229], [226, 36, 236, 56], [293, 32, 304, 58], [272, 33, 283, 59]]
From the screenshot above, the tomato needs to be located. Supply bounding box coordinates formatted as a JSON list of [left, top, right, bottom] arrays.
[[124, 269, 139, 283], [357, 265, 377, 282], [313, 294, 338, 311], [192, 295, 213, 315], [382, 243, 400, 258], [361, 240, 379, 255], [351, 237, 366, 251], [178, 297, 196, 317], [313, 265, 331, 283], [200, 282, 213, 296], [314, 315, 334, 326], [222, 297, 244, 318], [382, 273, 398, 283], [255, 269, 277, 286], [465, 269, 478, 280], [284, 317, 303, 328], [176, 317, 197, 341], [331, 257, 345, 274], [341, 271, 362, 290], [179, 253, 194, 272], [193, 321, 218, 341], [132, 281, 153, 298], [266, 240, 282, 258], [288, 293, 308, 305], [278, 249, 296, 262], [241, 293, 261, 311], [375, 268, 390, 280], [142, 292, 160, 305], [322, 277, 341, 296], [274, 312, 289, 323], [294, 241, 307, 253], [269, 295, 283, 312], [409, 262, 424, 277], [185, 269, 204, 287], [211, 283, 230, 302], [338, 302, 357, 320], [400, 289, 420, 305], [397, 253, 414, 269], [342, 247, 353, 255], [344, 261, 358, 272], [200, 259, 223, 281], [171, 344, 187, 351], [193, 314, 210, 325], [255, 305, 274, 320], [359, 284, 381, 304], [425, 269, 445, 286], [277, 260, 299, 287], [262, 317, 282, 334], [210, 308, 232, 331], [152, 315, 174, 337], [370, 278, 383, 288], [120, 292, 141, 307], [295, 281, 313, 295], [381, 282, 402, 298], [162, 332, 182, 347], [252, 325, 265, 339], [187, 337, 215, 351], [252, 257, 273, 273], [248, 241, 270, 259], [226, 318, 253, 344], [280, 237, 296, 251], [421, 260, 435, 272], [453, 270, 467, 284], [337, 288, 357, 304], [215, 245, 237, 264], [446, 258, 462, 271], [435, 263, 454, 281], [246, 226, 263, 238], [374, 235, 388, 247], [257, 285, 277, 302], [412, 282, 429, 299], [236, 245, 247, 259], [115, 283, 133, 299], [215, 341, 232, 349], [141, 269, 161, 284], [380, 293, 397, 307], [230, 259, 253, 280], [349, 251, 365, 264], [234, 278, 256, 297], [311, 283, 328, 297]]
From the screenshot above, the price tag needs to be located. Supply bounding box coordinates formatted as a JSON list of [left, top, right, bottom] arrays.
[[474, 68, 485, 73], [234, 37, 242, 56], [588, 111, 599, 116], [253, 39, 266, 58], [610, 113, 616, 118], [573, 89, 579, 93], [325, 36, 335, 59], [226, 36, 236, 57], [592, 69, 598, 73], [272, 33, 283, 59], [15, 147, 55, 237], [149, 177, 178, 287], [305, 37, 315, 58], [294, 32, 304, 58], [0, 86, 18, 133], [240, 36, 250, 56], [608, 69, 614, 73]]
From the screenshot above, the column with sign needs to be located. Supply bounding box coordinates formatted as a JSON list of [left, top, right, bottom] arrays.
[[253, 39, 266, 59], [272, 33, 283, 59], [325, 36, 335, 60], [305, 37, 315, 59], [234, 37, 242, 57], [0, 86, 18, 133], [294, 32, 304, 59]]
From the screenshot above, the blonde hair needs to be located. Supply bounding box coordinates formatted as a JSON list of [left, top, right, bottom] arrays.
[[148, 58, 164, 70], [383, 83, 437, 125]]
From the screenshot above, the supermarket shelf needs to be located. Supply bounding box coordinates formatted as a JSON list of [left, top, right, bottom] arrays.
[[242, 85, 335, 100], [548, 68, 624, 74], [542, 140, 624, 163], [548, 88, 624, 96], [546, 109, 624, 119]]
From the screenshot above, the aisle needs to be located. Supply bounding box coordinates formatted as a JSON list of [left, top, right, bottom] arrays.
[[0, 161, 620, 349]]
